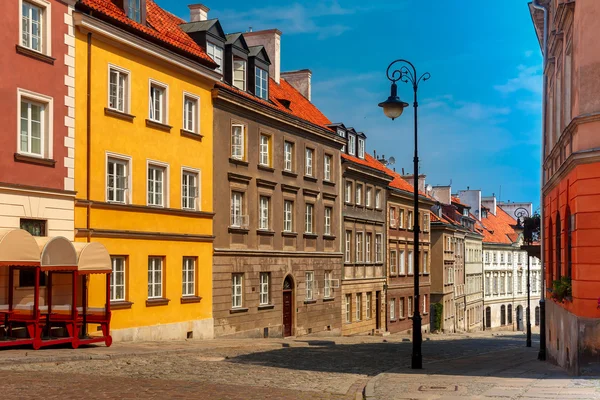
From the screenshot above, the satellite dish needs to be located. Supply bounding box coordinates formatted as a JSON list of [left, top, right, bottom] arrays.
[[388, 156, 396, 165], [426, 184, 433, 192]]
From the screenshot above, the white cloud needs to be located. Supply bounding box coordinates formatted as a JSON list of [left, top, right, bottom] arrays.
[[494, 64, 543, 95]]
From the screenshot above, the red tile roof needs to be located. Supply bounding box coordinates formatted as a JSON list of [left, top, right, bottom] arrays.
[[480, 206, 521, 244], [79, 0, 216, 67], [452, 196, 470, 208]]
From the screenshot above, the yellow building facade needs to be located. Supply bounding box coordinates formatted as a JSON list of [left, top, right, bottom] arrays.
[[73, 3, 220, 341]]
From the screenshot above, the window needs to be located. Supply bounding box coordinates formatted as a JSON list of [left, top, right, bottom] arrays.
[[366, 187, 372, 207], [149, 82, 167, 124], [324, 207, 332, 236], [399, 298, 404, 318], [147, 164, 166, 207], [259, 134, 271, 166], [408, 251, 414, 274], [283, 200, 294, 232], [423, 213, 430, 232], [507, 252, 512, 264], [365, 233, 372, 263], [107, 157, 129, 203], [365, 292, 372, 319], [19, 219, 46, 287], [110, 256, 126, 301], [356, 184, 363, 205], [305, 203, 314, 234], [399, 250, 406, 274], [230, 191, 244, 227], [399, 209, 404, 228], [345, 294, 351, 322], [375, 189, 382, 209], [375, 234, 382, 263], [348, 134, 356, 155], [259, 196, 270, 230], [232, 273, 243, 308], [493, 274, 498, 294], [408, 296, 413, 316], [390, 298, 395, 320], [233, 59, 246, 90], [507, 304, 513, 324], [507, 273, 513, 295], [231, 124, 245, 160], [324, 155, 332, 181], [127, 0, 142, 22], [423, 294, 427, 314], [109, 67, 128, 113], [147, 257, 163, 299], [324, 271, 332, 298], [21, 1, 45, 53], [389, 207, 397, 227], [500, 273, 505, 294], [259, 272, 270, 305], [485, 252, 490, 263], [356, 293, 362, 321], [183, 95, 199, 133], [207, 42, 223, 73], [500, 253, 505, 263], [518, 272, 523, 294], [408, 211, 414, 230], [345, 181, 352, 203], [390, 250, 397, 274], [284, 141, 294, 171], [356, 232, 364, 262], [305, 148, 314, 176], [182, 170, 199, 210], [423, 252, 428, 274], [535, 306, 540, 326], [500, 305, 506, 325], [305, 271, 314, 300], [345, 231, 352, 263], [358, 138, 365, 159], [493, 252, 497, 263], [255, 67, 269, 100], [182, 257, 195, 297], [19, 99, 45, 157]]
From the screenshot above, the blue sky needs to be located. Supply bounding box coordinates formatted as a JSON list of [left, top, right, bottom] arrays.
[[158, 0, 543, 208]]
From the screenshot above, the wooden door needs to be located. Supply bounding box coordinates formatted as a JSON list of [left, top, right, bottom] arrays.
[[283, 290, 293, 337]]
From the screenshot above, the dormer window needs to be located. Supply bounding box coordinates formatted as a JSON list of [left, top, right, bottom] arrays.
[[358, 138, 365, 159], [463, 209, 469, 217], [255, 67, 268, 100], [127, 0, 142, 23], [233, 59, 246, 91], [348, 134, 356, 156], [207, 42, 223, 73]]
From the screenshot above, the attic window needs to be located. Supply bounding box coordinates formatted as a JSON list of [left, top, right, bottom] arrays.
[[233, 59, 246, 91], [127, 0, 142, 23], [278, 98, 291, 109], [358, 138, 365, 159], [482, 210, 488, 219]]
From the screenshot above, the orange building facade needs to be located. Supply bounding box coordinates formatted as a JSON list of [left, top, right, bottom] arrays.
[[531, 0, 600, 375]]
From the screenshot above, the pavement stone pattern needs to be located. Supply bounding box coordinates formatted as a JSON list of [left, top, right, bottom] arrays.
[[0, 331, 596, 399]]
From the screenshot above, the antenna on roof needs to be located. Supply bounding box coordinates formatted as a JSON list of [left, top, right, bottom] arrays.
[[249, 26, 253, 32]]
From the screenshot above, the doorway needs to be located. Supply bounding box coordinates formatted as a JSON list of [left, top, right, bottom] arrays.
[[283, 275, 294, 337], [375, 291, 381, 330], [516, 305, 524, 331]]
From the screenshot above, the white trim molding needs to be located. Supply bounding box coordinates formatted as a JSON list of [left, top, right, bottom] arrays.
[[107, 63, 132, 114], [19, 0, 53, 56], [63, 1, 76, 191], [105, 151, 133, 204], [182, 91, 201, 135], [146, 159, 170, 208], [16, 88, 54, 160], [180, 166, 201, 211]]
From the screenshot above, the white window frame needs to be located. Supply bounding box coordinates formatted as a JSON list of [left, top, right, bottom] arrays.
[[348, 134, 356, 156], [355, 184, 363, 205], [255, 66, 269, 100], [17, 89, 53, 159], [356, 293, 362, 321], [305, 148, 314, 176], [182, 257, 196, 297], [284, 141, 294, 172], [399, 250, 406, 274], [356, 232, 364, 262], [110, 256, 126, 302], [259, 196, 270, 231], [390, 298, 396, 320], [366, 292, 372, 319], [305, 203, 314, 234], [207, 42, 224, 73], [365, 233, 372, 263], [408, 211, 414, 230], [366, 187, 372, 207], [20, 0, 52, 55], [232, 273, 243, 308], [230, 191, 244, 228], [408, 296, 413, 316], [408, 251, 414, 274], [259, 272, 270, 305], [324, 206, 332, 236], [148, 79, 168, 124], [106, 153, 132, 204], [345, 231, 352, 263], [146, 160, 169, 207], [283, 200, 294, 232], [108, 65, 131, 113], [259, 133, 271, 166], [324, 271, 332, 298], [345, 294, 351, 323], [345, 181, 352, 203], [233, 59, 247, 91], [182, 92, 200, 134], [324, 154, 332, 181], [390, 250, 397, 274], [305, 271, 314, 300], [358, 138, 365, 159], [399, 209, 405, 228], [375, 189, 382, 209], [147, 257, 163, 299], [375, 234, 383, 263], [423, 251, 428, 274], [181, 167, 200, 211], [231, 124, 245, 160], [399, 298, 404, 318]]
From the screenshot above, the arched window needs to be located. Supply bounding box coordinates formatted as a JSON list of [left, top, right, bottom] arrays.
[[566, 207, 572, 279], [556, 212, 562, 281], [548, 218, 554, 285], [485, 307, 491, 328], [500, 305, 506, 325], [507, 304, 513, 324]]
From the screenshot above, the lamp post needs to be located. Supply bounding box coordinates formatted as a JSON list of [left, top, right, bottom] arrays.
[[379, 60, 430, 370]]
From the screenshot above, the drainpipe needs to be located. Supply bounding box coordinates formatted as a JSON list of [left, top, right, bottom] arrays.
[[532, 0, 548, 361], [86, 32, 92, 244]]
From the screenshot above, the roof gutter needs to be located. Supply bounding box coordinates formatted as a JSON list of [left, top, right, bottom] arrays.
[[531, 0, 548, 361]]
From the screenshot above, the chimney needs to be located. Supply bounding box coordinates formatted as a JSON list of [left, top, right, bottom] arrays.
[[457, 189, 482, 221], [244, 29, 282, 83], [401, 174, 426, 193], [431, 186, 451, 205], [188, 4, 209, 22], [482, 195, 497, 216], [281, 69, 312, 101]]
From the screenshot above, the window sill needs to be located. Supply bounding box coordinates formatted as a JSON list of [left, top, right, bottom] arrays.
[[304, 176, 318, 183], [323, 180, 336, 187], [258, 304, 275, 310], [105, 107, 135, 122], [110, 301, 133, 310], [257, 229, 275, 236], [258, 165, 275, 173], [304, 300, 317, 305], [15, 45, 55, 64], [323, 297, 335, 302], [146, 298, 170, 307], [145, 119, 172, 132], [390, 318, 397, 323], [230, 307, 249, 314], [180, 129, 203, 141], [181, 296, 202, 304], [229, 158, 249, 166], [282, 232, 298, 238], [14, 153, 56, 167], [323, 235, 337, 240], [303, 233, 318, 239], [229, 227, 249, 234], [282, 170, 298, 178]]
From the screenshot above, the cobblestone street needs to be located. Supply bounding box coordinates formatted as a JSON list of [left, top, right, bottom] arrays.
[[0, 332, 597, 399]]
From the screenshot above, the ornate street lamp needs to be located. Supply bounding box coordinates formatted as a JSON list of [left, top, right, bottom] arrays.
[[379, 60, 430, 369]]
